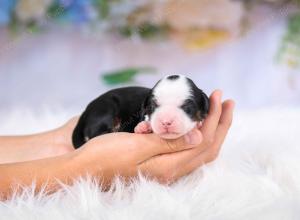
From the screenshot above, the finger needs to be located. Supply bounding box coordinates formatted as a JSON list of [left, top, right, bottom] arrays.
[[176, 100, 235, 176], [136, 128, 203, 161], [200, 90, 223, 141], [213, 100, 235, 148], [142, 142, 213, 184], [174, 140, 222, 179]]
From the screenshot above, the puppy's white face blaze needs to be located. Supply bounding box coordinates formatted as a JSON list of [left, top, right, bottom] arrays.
[[150, 75, 196, 139], [153, 75, 191, 106]]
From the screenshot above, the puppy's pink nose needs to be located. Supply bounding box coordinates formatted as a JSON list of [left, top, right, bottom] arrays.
[[161, 119, 174, 127]]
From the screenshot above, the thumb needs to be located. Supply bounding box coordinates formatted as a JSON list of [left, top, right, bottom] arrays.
[[162, 129, 203, 153], [140, 128, 203, 158]]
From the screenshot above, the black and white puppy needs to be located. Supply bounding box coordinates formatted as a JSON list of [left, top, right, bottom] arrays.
[[72, 75, 209, 148], [135, 74, 209, 139]]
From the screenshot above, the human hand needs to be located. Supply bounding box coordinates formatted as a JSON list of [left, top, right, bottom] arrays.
[[140, 90, 234, 182], [71, 90, 234, 187]]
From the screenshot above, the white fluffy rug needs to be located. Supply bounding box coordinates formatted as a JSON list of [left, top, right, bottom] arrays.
[[1, 109, 300, 220]]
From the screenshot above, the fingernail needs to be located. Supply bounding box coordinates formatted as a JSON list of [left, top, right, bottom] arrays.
[[185, 130, 202, 145], [213, 90, 221, 104]]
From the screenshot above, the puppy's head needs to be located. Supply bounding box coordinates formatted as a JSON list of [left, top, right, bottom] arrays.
[[142, 75, 209, 139]]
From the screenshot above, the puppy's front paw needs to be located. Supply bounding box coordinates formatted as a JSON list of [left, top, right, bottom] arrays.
[[197, 121, 203, 129], [134, 121, 152, 134]]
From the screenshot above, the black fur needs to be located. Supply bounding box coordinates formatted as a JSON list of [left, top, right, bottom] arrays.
[[72, 87, 151, 148], [141, 93, 157, 118], [167, 75, 179, 80], [186, 78, 210, 120]]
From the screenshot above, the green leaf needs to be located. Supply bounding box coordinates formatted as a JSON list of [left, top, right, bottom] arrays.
[[94, 0, 110, 19], [119, 26, 133, 37], [8, 13, 19, 35], [47, 2, 66, 20], [26, 20, 39, 34], [119, 23, 169, 39], [277, 12, 300, 69], [101, 67, 156, 85], [139, 23, 162, 38]]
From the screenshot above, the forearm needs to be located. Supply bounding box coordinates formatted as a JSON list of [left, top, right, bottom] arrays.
[[0, 151, 86, 200], [0, 132, 56, 163], [0, 129, 74, 164]]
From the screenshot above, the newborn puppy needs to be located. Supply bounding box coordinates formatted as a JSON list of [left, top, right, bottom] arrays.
[[135, 75, 209, 139], [73, 75, 209, 148], [72, 87, 151, 148]]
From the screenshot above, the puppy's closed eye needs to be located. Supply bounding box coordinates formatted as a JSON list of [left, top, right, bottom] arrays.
[[181, 99, 197, 117]]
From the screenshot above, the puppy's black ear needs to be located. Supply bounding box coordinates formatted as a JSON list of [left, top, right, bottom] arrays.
[[187, 79, 210, 119], [142, 93, 149, 109], [195, 89, 210, 119], [141, 91, 155, 120]]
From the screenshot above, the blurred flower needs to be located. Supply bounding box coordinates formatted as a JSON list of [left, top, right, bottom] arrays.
[[140, 0, 244, 49], [16, 0, 53, 23], [59, 0, 97, 23], [0, 0, 16, 26], [153, 0, 244, 32], [180, 29, 231, 50]]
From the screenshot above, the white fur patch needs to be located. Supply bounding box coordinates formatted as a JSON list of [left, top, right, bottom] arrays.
[[153, 75, 192, 107]]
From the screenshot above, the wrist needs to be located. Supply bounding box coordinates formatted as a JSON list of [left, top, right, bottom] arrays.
[[36, 151, 86, 190], [64, 147, 105, 181]]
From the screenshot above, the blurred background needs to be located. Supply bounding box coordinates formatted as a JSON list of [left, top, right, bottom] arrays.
[[0, 0, 300, 117]]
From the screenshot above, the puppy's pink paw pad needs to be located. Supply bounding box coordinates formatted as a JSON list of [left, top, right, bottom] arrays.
[[134, 122, 152, 134], [197, 121, 203, 129]]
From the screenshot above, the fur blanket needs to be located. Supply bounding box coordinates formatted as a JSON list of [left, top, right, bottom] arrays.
[[0, 109, 300, 220]]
